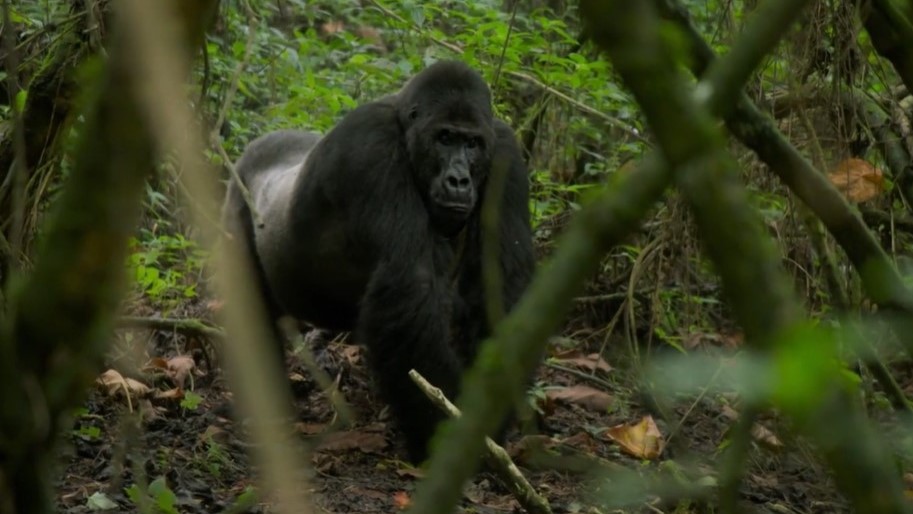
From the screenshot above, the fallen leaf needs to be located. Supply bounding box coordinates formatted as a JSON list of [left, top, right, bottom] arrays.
[[200, 425, 230, 444], [827, 158, 885, 203], [546, 385, 613, 412], [166, 355, 195, 388], [316, 430, 388, 453], [206, 299, 224, 313], [395, 466, 425, 479], [605, 415, 665, 459], [145, 357, 169, 371], [722, 405, 782, 450], [341, 345, 361, 365], [96, 369, 151, 399], [154, 388, 184, 400], [294, 422, 328, 435], [561, 431, 599, 452], [86, 491, 118, 511], [553, 352, 612, 373], [392, 491, 411, 510]]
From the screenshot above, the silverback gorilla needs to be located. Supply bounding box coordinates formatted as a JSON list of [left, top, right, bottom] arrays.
[[221, 60, 536, 462]]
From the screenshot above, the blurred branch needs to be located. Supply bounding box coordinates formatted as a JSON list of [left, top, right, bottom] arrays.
[[118, 0, 314, 512], [119, 315, 224, 339], [0, 1, 200, 511]]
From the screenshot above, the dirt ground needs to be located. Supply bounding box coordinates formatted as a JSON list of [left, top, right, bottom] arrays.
[[53, 297, 853, 514]]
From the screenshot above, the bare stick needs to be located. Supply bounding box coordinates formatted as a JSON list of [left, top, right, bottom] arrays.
[[408, 369, 552, 514]]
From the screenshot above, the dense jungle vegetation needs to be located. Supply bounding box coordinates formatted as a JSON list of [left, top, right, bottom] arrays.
[[4, 0, 913, 513]]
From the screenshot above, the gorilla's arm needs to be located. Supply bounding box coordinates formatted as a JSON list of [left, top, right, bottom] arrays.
[[452, 121, 536, 365], [492, 120, 536, 311], [357, 255, 462, 462], [306, 102, 468, 462]]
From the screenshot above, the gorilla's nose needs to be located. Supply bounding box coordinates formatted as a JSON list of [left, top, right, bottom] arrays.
[[443, 168, 472, 197]]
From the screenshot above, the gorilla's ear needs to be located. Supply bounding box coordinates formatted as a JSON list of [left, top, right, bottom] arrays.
[[397, 103, 420, 131]]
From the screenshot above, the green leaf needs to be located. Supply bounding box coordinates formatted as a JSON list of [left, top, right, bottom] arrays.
[[14, 90, 27, 112], [181, 391, 203, 410], [149, 477, 179, 514], [86, 491, 118, 511]]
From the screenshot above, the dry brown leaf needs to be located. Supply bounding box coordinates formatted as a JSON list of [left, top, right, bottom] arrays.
[[395, 466, 425, 479], [200, 424, 229, 444], [750, 423, 783, 451], [96, 369, 151, 399], [546, 385, 613, 412], [341, 345, 361, 365], [605, 415, 665, 459], [561, 431, 599, 452], [722, 405, 782, 450], [154, 387, 185, 400], [392, 491, 412, 510], [166, 355, 195, 388], [827, 158, 885, 203], [316, 430, 388, 453], [294, 422, 327, 435], [553, 352, 613, 374], [206, 299, 224, 313], [145, 357, 169, 371]]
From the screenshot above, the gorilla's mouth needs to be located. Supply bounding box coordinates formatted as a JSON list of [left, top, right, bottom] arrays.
[[439, 201, 473, 215]]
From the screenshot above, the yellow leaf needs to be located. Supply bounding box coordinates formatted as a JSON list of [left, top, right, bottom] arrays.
[[827, 158, 885, 203], [605, 415, 664, 459]]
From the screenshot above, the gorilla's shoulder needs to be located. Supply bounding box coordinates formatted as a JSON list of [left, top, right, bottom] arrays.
[[330, 100, 399, 138]]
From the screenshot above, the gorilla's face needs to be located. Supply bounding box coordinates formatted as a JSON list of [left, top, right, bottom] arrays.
[[396, 62, 496, 236], [423, 124, 490, 233], [404, 106, 494, 236]]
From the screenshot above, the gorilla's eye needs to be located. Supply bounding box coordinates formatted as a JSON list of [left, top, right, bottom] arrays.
[[467, 137, 483, 149], [437, 130, 454, 145], [409, 107, 419, 120]]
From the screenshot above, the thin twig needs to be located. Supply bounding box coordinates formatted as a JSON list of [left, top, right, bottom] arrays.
[[408, 369, 553, 514], [209, 2, 262, 227], [544, 361, 613, 390]]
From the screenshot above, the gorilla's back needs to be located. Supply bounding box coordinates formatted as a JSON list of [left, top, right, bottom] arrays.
[[239, 129, 365, 330]]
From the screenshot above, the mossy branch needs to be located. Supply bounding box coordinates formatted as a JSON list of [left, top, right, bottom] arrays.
[[0, 2, 215, 513]]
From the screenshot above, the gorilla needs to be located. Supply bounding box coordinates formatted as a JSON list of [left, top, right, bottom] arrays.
[[221, 60, 536, 462]]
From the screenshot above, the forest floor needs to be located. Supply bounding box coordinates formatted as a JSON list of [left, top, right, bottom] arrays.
[[52, 295, 855, 514]]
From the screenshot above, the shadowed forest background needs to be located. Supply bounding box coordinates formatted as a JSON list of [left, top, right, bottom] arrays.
[[4, 0, 913, 513]]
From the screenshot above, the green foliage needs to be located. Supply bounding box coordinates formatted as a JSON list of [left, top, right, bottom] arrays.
[[125, 477, 179, 514], [126, 232, 207, 311], [198, 0, 641, 185], [201, 438, 234, 479], [179, 391, 203, 411]]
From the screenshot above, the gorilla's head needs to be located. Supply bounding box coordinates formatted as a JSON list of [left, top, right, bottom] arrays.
[[396, 60, 496, 236]]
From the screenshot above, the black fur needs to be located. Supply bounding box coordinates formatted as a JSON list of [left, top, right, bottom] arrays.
[[221, 60, 535, 462]]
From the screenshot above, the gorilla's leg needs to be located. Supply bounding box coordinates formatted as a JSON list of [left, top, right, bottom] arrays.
[[356, 261, 463, 463]]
